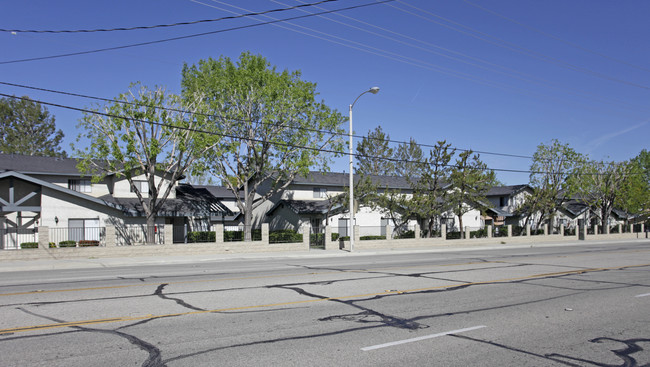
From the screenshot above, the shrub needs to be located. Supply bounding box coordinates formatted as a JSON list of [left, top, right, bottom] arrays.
[[269, 229, 302, 243], [338, 236, 350, 241], [446, 232, 461, 240], [360, 235, 386, 240], [331, 233, 339, 241], [59, 240, 77, 248], [224, 230, 243, 242], [20, 242, 38, 249], [49, 242, 56, 248], [395, 230, 415, 239], [188, 231, 216, 243], [78, 240, 100, 247]]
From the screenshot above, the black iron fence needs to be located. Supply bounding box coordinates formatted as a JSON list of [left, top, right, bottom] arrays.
[[0, 228, 38, 249]]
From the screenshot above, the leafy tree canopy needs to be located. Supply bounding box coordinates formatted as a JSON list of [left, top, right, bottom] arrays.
[[0, 95, 66, 157], [181, 52, 345, 238]]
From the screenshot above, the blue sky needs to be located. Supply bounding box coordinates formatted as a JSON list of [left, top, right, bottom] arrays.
[[2, 0, 649, 184]]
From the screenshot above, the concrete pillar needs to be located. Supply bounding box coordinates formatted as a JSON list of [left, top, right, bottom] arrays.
[[525, 225, 531, 236], [164, 224, 173, 245], [641, 224, 645, 234], [105, 225, 116, 247], [605, 224, 610, 235], [582, 225, 588, 240], [617, 224, 621, 234], [507, 225, 512, 237], [440, 224, 446, 240], [215, 224, 224, 244], [414, 223, 421, 239], [353, 225, 360, 243], [629, 224, 633, 233], [386, 225, 393, 241], [594, 224, 599, 235], [38, 226, 49, 249], [261, 223, 269, 245], [464, 226, 470, 239], [324, 225, 335, 250], [560, 225, 565, 236], [302, 224, 310, 249], [543, 224, 548, 236], [487, 225, 492, 238]]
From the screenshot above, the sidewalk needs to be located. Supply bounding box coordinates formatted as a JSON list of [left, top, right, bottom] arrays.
[[2, 238, 646, 273]]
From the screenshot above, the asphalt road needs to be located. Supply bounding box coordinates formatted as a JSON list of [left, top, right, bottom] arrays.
[[0, 241, 649, 366]]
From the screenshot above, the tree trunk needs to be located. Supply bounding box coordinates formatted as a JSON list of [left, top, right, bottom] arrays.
[[146, 213, 156, 245], [458, 214, 465, 239]]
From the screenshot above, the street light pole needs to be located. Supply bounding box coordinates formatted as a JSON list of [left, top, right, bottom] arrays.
[[348, 87, 379, 252]]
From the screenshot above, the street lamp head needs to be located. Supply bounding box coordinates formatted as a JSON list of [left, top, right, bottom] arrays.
[[369, 87, 380, 94]]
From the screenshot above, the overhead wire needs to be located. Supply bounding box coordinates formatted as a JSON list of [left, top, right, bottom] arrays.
[[0, 0, 339, 34], [0, 80, 534, 160], [0, 0, 396, 65], [461, 0, 650, 74], [272, 0, 650, 115], [199, 0, 650, 120], [1, 93, 619, 177], [389, 0, 650, 91]]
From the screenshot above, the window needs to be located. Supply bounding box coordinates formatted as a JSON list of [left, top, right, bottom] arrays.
[[499, 196, 507, 207], [131, 180, 150, 194], [313, 188, 327, 198], [68, 218, 101, 242], [68, 179, 91, 193]]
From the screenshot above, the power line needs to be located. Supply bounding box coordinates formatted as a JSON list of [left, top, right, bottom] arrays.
[[0, 0, 339, 33], [461, 0, 650, 74], [1, 92, 623, 177], [390, 1, 650, 91], [0, 0, 395, 65], [200, 0, 650, 120], [0, 92, 538, 175], [0, 80, 534, 160]]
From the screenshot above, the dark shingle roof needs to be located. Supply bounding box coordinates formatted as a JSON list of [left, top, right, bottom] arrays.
[[267, 199, 343, 215], [486, 185, 530, 197], [193, 185, 240, 199], [0, 153, 83, 175]]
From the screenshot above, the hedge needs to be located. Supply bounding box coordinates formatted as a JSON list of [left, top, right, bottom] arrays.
[[269, 229, 302, 243], [79, 240, 100, 247], [360, 235, 386, 241], [188, 231, 216, 243], [59, 240, 77, 248], [20, 242, 38, 249]]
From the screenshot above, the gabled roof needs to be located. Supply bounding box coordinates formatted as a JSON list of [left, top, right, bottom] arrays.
[[485, 207, 516, 217], [192, 184, 241, 199], [486, 184, 531, 197], [0, 170, 130, 214], [267, 199, 343, 216], [0, 154, 84, 176]]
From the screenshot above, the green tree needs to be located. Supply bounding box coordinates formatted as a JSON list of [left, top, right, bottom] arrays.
[[395, 137, 424, 177], [75, 84, 219, 242], [410, 141, 454, 237], [448, 151, 496, 238], [525, 140, 585, 230], [616, 159, 649, 221], [0, 95, 65, 157], [356, 126, 394, 176], [181, 52, 345, 240], [578, 160, 635, 232]]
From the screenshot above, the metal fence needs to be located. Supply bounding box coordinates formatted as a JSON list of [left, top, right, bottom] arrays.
[[50, 227, 105, 247], [0, 228, 38, 250], [116, 225, 164, 246], [224, 226, 262, 242], [359, 226, 385, 240]]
